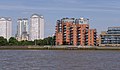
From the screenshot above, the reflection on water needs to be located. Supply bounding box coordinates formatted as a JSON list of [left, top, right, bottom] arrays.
[[0, 50, 120, 70]]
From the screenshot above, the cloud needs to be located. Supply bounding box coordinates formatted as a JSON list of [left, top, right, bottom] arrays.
[[52, 0, 79, 4], [0, 4, 120, 12]]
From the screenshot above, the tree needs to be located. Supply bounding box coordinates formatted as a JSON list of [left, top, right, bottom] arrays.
[[0, 36, 8, 46], [18, 40, 34, 46], [43, 36, 55, 45], [26, 41, 34, 45], [34, 39, 45, 46], [9, 37, 18, 46], [0, 36, 56, 46]]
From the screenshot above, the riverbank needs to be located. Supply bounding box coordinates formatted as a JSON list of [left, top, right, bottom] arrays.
[[0, 46, 120, 50]]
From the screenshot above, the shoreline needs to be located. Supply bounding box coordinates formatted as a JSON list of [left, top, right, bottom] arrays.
[[0, 46, 120, 50]]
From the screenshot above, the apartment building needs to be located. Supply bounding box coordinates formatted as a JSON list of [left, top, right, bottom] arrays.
[[30, 14, 44, 41], [16, 18, 29, 41], [55, 18, 97, 46], [0, 17, 12, 40], [99, 27, 120, 47]]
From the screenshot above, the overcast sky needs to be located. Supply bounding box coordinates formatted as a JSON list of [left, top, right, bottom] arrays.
[[0, 0, 120, 37]]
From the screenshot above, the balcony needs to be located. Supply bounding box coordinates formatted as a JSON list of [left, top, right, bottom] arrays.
[[77, 37, 81, 39], [86, 39, 88, 41]]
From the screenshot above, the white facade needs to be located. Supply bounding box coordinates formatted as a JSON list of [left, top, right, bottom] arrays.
[[30, 14, 44, 41], [16, 18, 29, 41], [77, 18, 89, 24], [17, 19, 22, 38], [0, 17, 12, 40]]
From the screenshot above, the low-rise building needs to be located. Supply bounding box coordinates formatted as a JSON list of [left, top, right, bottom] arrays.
[[99, 27, 120, 47]]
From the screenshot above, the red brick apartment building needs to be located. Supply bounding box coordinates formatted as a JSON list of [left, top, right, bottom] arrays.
[[55, 18, 97, 46]]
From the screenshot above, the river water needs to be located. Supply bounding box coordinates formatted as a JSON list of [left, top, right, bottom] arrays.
[[0, 50, 120, 70]]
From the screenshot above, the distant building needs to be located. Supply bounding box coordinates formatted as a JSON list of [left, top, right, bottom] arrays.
[[16, 18, 29, 41], [30, 14, 44, 41], [99, 27, 120, 47], [96, 36, 100, 46], [0, 17, 12, 40], [55, 18, 97, 46]]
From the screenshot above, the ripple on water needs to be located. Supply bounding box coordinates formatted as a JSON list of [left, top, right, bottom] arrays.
[[0, 50, 120, 70]]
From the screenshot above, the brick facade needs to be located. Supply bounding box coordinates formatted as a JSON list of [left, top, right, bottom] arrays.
[[55, 18, 97, 46]]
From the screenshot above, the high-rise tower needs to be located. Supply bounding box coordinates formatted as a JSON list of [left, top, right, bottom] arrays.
[[30, 14, 44, 41], [0, 17, 12, 40], [16, 18, 29, 41]]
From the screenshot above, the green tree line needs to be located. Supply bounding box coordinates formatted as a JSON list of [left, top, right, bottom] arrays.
[[0, 36, 55, 46]]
